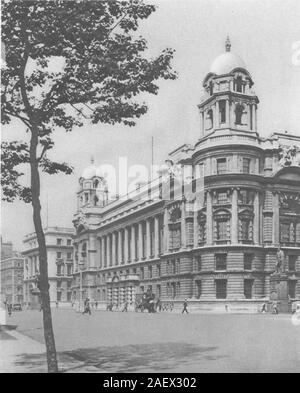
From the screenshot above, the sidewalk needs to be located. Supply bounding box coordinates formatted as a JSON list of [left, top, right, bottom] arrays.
[[0, 327, 94, 373]]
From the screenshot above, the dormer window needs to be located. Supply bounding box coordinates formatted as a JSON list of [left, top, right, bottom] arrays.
[[219, 100, 226, 123], [235, 76, 243, 93], [235, 104, 244, 125]]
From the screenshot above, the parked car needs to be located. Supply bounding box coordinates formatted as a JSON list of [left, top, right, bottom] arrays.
[[12, 303, 22, 311]]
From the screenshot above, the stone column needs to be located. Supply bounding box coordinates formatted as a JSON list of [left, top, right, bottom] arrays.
[[253, 191, 260, 245], [118, 230, 122, 265], [225, 100, 230, 127], [101, 237, 105, 268], [146, 219, 151, 259], [106, 234, 111, 267], [230, 100, 235, 127], [252, 103, 257, 132], [154, 216, 160, 258], [272, 192, 280, 246], [163, 209, 169, 253], [193, 202, 199, 248], [215, 100, 220, 129], [248, 103, 252, 129], [124, 227, 129, 264], [206, 191, 213, 245], [138, 222, 143, 260], [88, 234, 97, 269], [231, 188, 239, 244], [131, 225, 136, 262], [181, 200, 187, 249], [112, 232, 116, 266]]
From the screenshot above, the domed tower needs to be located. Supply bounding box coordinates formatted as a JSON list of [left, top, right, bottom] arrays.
[[77, 157, 109, 210], [199, 37, 259, 137]]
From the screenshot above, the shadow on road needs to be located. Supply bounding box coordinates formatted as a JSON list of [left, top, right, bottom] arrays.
[[14, 342, 227, 373]]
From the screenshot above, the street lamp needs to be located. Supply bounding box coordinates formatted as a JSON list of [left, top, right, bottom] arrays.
[[79, 261, 84, 312]]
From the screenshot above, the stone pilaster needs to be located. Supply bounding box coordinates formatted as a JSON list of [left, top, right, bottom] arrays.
[[146, 219, 151, 259], [272, 192, 280, 246], [118, 230, 122, 265], [181, 200, 187, 249], [131, 225, 136, 262], [112, 232, 117, 266], [138, 222, 143, 260], [231, 188, 239, 244], [106, 234, 111, 267], [124, 227, 129, 264], [253, 191, 260, 245], [163, 209, 169, 253], [206, 191, 213, 245], [154, 216, 160, 258]]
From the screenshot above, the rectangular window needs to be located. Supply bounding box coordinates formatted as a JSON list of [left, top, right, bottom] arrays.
[[56, 252, 62, 259], [242, 158, 251, 174], [67, 280, 72, 288], [196, 280, 202, 299], [241, 220, 251, 241], [57, 238, 62, 246], [288, 255, 296, 271], [67, 292, 72, 302], [140, 267, 144, 280], [216, 280, 227, 299], [57, 280, 61, 288], [57, 265, 62, 276], [67, 239, 72, 246], [244, 254, 253, 270], [215, 253, 227, 270], [244, 280, 253, 299], [288, 281, 296, 299], [157, 284, 161, 298], [67, 265, 72, 276], [219, 100, 226, 123], [217, 191, 228, 204], [216, 220, 228, 240], [280, 223, 290, 243], [57, 292, 62, 301], [157, 264, 161, 277], [67, 252, 72, 260], [196, 256, 202, 271], [217, 158, 227, 174], [148, 265, 152, 279]]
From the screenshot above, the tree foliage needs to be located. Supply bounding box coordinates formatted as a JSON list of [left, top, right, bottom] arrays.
[[1, 0, 177, 201]]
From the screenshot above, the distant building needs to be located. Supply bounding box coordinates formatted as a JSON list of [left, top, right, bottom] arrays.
[[0, 238, 24, 304], [22, 227, 74, 308], [72, 38, 300, 312], [1, 236, 14, 260]]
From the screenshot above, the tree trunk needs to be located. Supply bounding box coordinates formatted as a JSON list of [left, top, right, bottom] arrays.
[[30, 128, 58, 373]]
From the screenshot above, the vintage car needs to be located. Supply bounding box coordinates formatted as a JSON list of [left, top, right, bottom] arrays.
[[12, 303, 22, 311]]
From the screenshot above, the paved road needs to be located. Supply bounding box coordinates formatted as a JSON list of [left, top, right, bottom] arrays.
[[3, 309, 300, 373]]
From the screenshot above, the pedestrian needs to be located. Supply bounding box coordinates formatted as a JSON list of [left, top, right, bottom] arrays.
[[261, 303, 267, 313], [7, 303, 12, 317], [122, 301, 128, 312], [95, 301, 98, 309], [82, 298, 91, 315], [56, 301, 59, 309], [272, 301, 278, 314], [182, 298, 188, 314], [225, 303, 229, 312]]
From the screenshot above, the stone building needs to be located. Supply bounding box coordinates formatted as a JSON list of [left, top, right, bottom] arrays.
[[0, 256, 24, 304], [72, 39, 300, 311], [23, 227, 74, 308]]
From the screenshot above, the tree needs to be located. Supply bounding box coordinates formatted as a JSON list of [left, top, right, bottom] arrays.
[[1, 0, 176, 372]]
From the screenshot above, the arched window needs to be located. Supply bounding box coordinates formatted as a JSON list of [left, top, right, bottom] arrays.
[[239, 210, 254, 242], [209, 81, 213, 96], [93, 194, 99, 206], [206, 109, 214, 130], [235, 104, 244, 125], [219, 100, 226, 123]]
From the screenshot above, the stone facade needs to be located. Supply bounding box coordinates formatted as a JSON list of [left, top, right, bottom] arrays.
[[72, 39, 300, 311], [22, 227, 74, 308], [0, 257, 24, 304]]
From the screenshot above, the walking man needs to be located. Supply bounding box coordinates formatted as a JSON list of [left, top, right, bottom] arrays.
[[82, 298, 91, 315], [182, 298, 188, 314], [122, 301, 128, 312]]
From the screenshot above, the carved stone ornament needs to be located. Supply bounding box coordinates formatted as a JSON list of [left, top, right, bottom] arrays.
[[278, 145, 300, 167], [73, 209, 89, 230]]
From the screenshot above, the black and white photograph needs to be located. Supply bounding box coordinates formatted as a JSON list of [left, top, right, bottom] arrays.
[[1, 0, 300, 376]]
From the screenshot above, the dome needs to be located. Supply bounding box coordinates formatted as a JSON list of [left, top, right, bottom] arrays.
[[208, 37, 247, 76], [210, 52, 247, 75]]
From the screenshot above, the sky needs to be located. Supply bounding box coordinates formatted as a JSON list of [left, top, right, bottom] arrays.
[[1, 0, 300, 251]]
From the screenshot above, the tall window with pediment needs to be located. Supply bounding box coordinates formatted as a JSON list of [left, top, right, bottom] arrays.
[[169, 207, 182, 251], [197, 212, 206, 245], [213, 210, 230, 243], [239, 211, 253, 242], [235, 104, 245, 125]]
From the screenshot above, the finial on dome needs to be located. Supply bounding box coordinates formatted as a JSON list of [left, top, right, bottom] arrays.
[[225, 36, 231, 52], [91, 156, 94, 165]]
